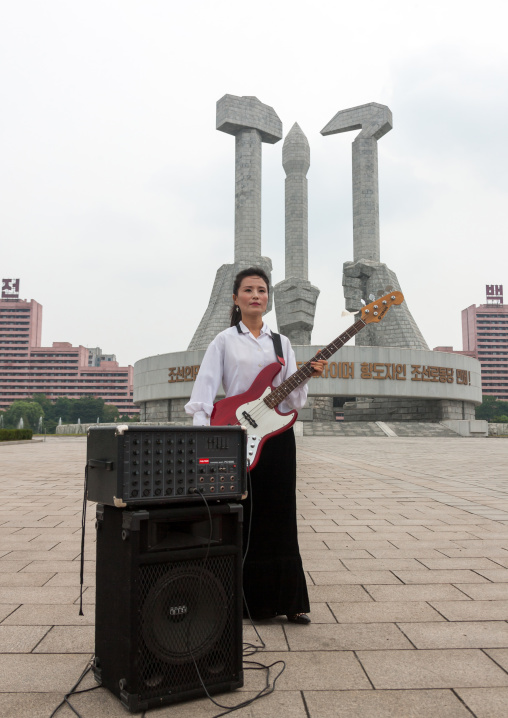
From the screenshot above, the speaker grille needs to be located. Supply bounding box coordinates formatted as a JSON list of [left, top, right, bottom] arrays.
[[138, 555, 237, 698]]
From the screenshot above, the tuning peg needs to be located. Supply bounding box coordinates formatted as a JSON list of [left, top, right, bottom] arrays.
[[368, 294, 375, 301], [360, 298, 366, 305]]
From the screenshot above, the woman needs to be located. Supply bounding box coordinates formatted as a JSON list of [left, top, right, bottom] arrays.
[[185, 268, 326, 623]]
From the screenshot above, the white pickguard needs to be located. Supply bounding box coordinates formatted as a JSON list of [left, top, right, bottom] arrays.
[[235, 387, 295, 466]]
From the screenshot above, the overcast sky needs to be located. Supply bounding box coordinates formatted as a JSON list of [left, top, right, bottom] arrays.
[[2, 0, 507, 366]]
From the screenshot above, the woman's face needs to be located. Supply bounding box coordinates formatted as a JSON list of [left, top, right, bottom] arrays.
[[233, 275, 269, 319]]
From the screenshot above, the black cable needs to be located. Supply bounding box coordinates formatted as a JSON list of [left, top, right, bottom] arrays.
[[78, 465, 89, 616], [48, 659, 100, 717]]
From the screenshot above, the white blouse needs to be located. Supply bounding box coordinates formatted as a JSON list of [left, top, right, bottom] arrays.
[[185, 321, 309, 426]]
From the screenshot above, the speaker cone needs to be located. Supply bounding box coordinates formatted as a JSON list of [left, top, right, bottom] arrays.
[[141, 566, 228, 664]]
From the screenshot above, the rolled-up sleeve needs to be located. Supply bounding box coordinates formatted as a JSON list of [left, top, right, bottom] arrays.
[[184, 337, 223, 425], [278, 338, 309, 413]]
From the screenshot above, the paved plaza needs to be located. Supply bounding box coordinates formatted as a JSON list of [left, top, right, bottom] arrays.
[[1, 435, 508, 717]]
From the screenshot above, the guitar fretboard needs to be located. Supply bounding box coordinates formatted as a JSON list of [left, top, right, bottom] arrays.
[[264, 318, 367, 409]]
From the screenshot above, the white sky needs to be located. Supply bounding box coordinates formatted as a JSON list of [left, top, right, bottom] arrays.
[[2, 0, 507, 366]]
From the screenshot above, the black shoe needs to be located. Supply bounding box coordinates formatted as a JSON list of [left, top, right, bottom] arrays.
[[287, 613, 311, 624]]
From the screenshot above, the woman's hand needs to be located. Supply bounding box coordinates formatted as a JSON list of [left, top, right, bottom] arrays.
[[310, 351, 327, 377]]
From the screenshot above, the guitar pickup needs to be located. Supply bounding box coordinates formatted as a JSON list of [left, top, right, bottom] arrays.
[[242, 411, 258, 428]]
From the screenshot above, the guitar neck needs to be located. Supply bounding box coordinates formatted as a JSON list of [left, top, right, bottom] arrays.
[[265, 318, 366, 409]]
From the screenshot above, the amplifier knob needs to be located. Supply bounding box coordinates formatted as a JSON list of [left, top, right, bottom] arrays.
[[154, 488, 161, 495], [155, 479, 161, 485], [144, 461, 151, 466], [209, 468, 215, 473], [177, 479, 183, 484], [143, 489, 150, 496], [156, 439, 162, 445], [167, 449, 173, 455], [131, 490, 138, 497], [177, 487, 183, 494], [133, 450, 139, 455], [178, 449, 184, 455], [166, 469, 172, 475], [188, 438, 195, 444], [178, 469, 183, 474], [131, 481, 138, 487], [144, 450, 151, 455], [144, 471, 151, 476], [156, 450, 162, 455], [133, 471, 139, 476], [144, 480, 150, 486], [132, 460, 138, 466], [166, 478, 173, 484], [179, 439, 185, 444], [188, 477, 194, 483], [133, 440, 139, 445]]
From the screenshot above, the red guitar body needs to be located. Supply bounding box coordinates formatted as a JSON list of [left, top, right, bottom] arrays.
[[210, 363, 298, 471]]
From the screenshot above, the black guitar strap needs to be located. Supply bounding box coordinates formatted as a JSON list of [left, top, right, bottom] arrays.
[[271, 332, 285, 366], [236, 323, 285, 366]]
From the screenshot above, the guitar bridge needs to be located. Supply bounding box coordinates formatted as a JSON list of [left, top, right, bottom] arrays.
[[242, 411, 258, 428]]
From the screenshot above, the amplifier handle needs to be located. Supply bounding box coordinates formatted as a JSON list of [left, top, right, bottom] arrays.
[[87, 459, 114, 471]]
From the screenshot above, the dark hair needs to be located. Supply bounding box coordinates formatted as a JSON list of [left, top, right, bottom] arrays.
[[230, 267, 270, 327]]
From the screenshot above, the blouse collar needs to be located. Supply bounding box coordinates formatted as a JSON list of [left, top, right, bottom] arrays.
[[238, 321, 271, 337]]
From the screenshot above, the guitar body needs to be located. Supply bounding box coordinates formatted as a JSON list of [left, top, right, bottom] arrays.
[[210, 362, 298, 471]]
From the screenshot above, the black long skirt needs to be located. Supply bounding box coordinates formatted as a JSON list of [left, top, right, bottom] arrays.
[[242, 427, 310, 619]]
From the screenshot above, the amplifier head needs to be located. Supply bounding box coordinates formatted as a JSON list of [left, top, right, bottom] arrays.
[[86, 425, 247, 508]]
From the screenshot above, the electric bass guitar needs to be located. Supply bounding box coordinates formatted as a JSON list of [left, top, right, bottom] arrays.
[[210, 290, 404, 470]]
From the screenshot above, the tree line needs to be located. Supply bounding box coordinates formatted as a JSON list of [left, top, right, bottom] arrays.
[[0, 394, 138, 434]]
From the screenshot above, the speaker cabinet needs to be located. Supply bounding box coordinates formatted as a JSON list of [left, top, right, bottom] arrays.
[[94, 503, 243, 712]]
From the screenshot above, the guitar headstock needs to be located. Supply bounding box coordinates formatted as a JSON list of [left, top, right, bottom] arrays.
[[360, 291, 404, 324]]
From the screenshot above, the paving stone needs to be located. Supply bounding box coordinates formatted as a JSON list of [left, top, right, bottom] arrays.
[[1, 693, 62, 718], [0, 573, 55, 587], [310, 571, 403, 585], [303, 689, 472, 717], [484, 648, 508, 672], [455, 687, 508, 718], [329, 601, 444, 623], [356, 649, 508, 689], [393, 570, 489, 584], [0, 586, 80, 604], [454, 583, 508, 600], [430, 600, 508, 621], [366, 584, 472, 601], [0, 625, 50, 652], [284, 623, 413, 651], [0, 605, 19, 622], [147, 690, 308, 717], [2, 604, 94, 625], [307, 585, 373, 602], [0, 654, 91, 691], [398, 621, 508, 648]]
